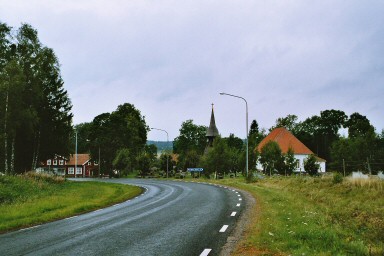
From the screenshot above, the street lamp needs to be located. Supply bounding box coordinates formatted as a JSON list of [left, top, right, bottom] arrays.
[[150, 128, 169, 178], [219, 92, 249, 178]]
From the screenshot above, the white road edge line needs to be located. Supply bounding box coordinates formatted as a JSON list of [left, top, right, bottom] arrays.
[[219, 225, 229, 232], [200, 249, 212, 256], [231, 211, 237, 217], [20, 225, 40, 231]]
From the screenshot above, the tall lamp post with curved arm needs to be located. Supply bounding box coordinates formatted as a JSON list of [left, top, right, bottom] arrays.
[[150, 128, 169, 178], [219, 92, 249, 178]]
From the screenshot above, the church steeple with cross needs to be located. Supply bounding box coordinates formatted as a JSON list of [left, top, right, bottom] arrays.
[[206, 103, 219, 147]]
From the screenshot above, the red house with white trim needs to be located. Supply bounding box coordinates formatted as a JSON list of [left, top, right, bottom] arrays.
[[37, 154, 99, 177]]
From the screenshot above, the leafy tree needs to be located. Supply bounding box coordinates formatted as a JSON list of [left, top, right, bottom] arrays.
[[330, 128, 381, 174], [0, 23, 72, 173], [145, 144, 158, 162], [225, 133, 243, 151], [159, 152, 174, 176], [345, 112, 374, 138], [113, 148, 131, 175], [295, 109, 347, 163], [173, 120, 207, 155], [0, 60, 25, 174], [89, 103, 148, 175], [249, 120, 259, 136], [270, 114, 299, 133], [304, 154, 320, 176], [284, 147, 296, 176], [259, 141, 283, 176], [136, 152, 151, 176], [200, 137, 231, 178], [73, 122, 93, 153], [173, 120, 207, 170]]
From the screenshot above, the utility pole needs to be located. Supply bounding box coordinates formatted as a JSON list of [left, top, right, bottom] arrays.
[[367, 157, 371, 175]]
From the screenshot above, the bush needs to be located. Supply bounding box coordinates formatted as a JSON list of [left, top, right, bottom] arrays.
[[332, 172, 344, 184]]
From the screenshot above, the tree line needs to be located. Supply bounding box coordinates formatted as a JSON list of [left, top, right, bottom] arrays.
[[171, 109, 384, 177], [0, 23, 73, 174]]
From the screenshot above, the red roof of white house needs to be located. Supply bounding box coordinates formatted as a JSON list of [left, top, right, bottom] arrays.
[[67, 154, 91, 165], [257, 127, 314, 155]]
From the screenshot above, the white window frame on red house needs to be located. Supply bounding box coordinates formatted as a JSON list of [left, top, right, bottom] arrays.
[[59, 160, 64, 165], [68, 167, 74, 174], [76, 167, 82, 174], [47, 159, 52, 165], [53, 160, 57, 165]]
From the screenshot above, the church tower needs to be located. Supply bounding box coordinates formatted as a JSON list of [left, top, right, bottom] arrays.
[[206, 104, 219, 147]]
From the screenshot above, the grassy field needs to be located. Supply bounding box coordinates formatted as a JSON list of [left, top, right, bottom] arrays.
[[208, 174, 384, 256], [0, 172, 142, 233]]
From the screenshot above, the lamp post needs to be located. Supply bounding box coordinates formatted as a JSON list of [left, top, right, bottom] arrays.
[[219, 92, 249, 178], [150, 128, 169, 178]]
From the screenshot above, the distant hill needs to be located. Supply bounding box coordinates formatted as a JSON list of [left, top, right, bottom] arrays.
[[147, 140, 173, 153]]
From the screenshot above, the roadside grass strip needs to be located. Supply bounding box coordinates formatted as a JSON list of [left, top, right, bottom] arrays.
[[0, 177, 142, 233], [210, 176, 384, 256]]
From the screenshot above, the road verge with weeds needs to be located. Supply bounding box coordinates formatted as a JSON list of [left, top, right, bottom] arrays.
[[0, 172, 142, 233], [208, 175, 383, 256]]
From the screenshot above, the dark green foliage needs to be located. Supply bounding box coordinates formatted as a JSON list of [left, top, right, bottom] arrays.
[[332, 172, 343, 184], [304, 154, 320, 176], [269, 114, 299, 133], [113, 148, 131, 175], [224, 133, 243, 151], [88, 103, 148, 176], [284, 147, 296, 176], [259, 140, 283, 176], [200, 136, 231, 177], [173, 119, 207, 155], [173, 120, 207, 170], [0, 22, 73, 173]]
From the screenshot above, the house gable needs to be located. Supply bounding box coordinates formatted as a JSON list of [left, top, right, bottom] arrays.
[[257, 127, 313, 155], [256, 127, 326, 173]]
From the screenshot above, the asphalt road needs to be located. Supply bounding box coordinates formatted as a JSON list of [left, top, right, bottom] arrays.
[[0, 179, 245, 256]]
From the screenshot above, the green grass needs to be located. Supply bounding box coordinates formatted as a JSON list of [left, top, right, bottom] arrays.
[[0, 173, 142, 233], [202, 175, 384, 256]]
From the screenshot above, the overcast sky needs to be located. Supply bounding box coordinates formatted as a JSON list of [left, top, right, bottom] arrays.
[[1, 0, 383, 140]]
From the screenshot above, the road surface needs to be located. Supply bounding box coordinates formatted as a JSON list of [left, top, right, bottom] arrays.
[[0, 179, 246, 256]]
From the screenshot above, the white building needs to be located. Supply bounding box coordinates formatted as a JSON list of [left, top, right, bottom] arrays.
[[256, 127, 326, 173]]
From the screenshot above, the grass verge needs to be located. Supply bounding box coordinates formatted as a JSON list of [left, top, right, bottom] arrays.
[[0, 173, 142, 233], [205, 175, 384, 256]]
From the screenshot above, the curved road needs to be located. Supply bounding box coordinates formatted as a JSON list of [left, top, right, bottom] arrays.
[[0, 179, 245, 256]]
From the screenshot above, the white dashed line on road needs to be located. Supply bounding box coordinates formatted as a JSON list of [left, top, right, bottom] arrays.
[[200, 249, 212, 256], [236, 203, 241, 207], [239, 198, 242, 201], [231, 212, 237, 217], [219, 225, 229, 232]]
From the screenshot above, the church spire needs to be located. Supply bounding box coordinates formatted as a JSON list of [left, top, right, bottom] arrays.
[[206, 104, 219, 147]]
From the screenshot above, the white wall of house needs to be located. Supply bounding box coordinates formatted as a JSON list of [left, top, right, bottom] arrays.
[[256, 154, 326, 173]]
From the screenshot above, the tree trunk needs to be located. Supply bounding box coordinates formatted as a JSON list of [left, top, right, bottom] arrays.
[[4, 89, 8, 175], [10, 137, 15, 174]]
